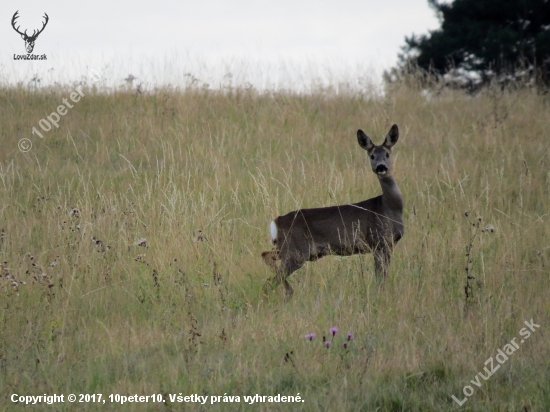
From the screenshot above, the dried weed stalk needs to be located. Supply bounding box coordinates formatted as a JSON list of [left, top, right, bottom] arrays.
[[463, 210, 495, 316]]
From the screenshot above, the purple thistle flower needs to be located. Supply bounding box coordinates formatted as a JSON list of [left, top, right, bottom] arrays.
[[330, 327, 338, 336], [347, 333, 354, 341], [324, 341, 331, 348], [305, 333, 315, 341], [343, 342, 348, 349]]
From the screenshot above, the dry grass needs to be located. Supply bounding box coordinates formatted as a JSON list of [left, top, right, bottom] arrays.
[[0, 80, 549, 411]]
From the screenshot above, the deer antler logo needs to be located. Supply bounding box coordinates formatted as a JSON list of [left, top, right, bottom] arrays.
[[11, 11, 49, 54]]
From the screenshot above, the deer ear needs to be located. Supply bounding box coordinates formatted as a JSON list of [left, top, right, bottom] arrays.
[[383, 124, 399, 148], [357, 130, 374, 151]]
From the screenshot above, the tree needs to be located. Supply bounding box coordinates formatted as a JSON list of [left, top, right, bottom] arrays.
[[395, 0, 550, 87]]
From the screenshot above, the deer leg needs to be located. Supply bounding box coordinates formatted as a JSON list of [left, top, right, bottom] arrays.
[[276, 266, 294, 301], [373, 247, 392, 283], [280, 257, 306, 300], [262, 254, 304, 300]]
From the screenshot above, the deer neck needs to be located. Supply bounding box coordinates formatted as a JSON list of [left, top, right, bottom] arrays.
[[378, 175, 403, 213]]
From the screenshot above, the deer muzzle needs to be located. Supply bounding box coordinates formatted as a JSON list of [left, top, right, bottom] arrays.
[[375, 164, 388, 175]]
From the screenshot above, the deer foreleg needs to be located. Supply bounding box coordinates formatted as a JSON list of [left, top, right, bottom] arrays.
[[374, 247, 392, 282]]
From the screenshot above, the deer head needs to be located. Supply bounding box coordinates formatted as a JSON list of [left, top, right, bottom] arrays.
[[357, 124, 399, 178], [11, 11, 49, 54]]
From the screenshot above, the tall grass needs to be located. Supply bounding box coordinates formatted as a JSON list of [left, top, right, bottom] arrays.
[[1, 79, 549, 411]]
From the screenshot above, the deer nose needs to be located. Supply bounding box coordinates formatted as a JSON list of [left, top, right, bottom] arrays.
[[375, 165, 388, 174]]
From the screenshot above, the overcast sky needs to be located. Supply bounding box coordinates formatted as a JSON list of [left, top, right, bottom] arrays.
[[0, 0, 440, 91]]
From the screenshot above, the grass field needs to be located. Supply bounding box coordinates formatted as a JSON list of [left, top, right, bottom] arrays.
[[1, 79, 549, 411]]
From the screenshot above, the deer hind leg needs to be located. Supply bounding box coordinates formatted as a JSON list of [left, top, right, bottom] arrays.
[[373, 246, 392, 283], [262, 252, 304, 300], [280, 256, 306, 300], [267, 266, 293, 301], [261, 250, 280, 296]]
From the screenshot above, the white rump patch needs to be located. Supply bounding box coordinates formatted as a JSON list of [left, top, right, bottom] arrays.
[[270, 221, 277, 241]]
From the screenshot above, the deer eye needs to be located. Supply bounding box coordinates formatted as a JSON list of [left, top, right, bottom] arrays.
[[370, 155, 374, 160], [386, 153, 390, 158]]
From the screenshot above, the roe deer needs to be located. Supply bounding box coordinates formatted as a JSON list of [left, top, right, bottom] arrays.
[[261, 124, 404, 300]]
